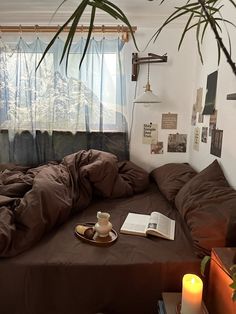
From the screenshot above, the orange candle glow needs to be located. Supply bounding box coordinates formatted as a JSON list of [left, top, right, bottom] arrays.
[[181, 274, 203, 314]]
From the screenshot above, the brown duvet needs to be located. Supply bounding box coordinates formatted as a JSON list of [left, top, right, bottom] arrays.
[[0, 182, 200, 314], [0, 152, 201, 314], [0, 150, 149, 257]]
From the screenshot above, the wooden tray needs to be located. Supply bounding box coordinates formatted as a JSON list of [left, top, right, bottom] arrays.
[[74, 222, 118, 246]]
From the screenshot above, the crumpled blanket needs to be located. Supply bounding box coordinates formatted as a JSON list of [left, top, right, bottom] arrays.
[[0, 150, 149, 257]]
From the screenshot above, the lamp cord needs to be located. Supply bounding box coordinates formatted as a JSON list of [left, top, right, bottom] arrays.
[[147, 62, 150, 85], [128, 80, 138, 145], [145, 62, 151, 92]]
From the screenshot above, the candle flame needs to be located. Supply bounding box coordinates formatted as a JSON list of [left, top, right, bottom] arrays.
[[191, 278, 195, 284]]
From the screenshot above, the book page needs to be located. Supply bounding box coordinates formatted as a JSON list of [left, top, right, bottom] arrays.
[[147, 212, 175, 240], [120, 213, 150, 236]]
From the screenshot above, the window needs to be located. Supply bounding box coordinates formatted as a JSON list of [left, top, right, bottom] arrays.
[[0, 37, 126, 133]]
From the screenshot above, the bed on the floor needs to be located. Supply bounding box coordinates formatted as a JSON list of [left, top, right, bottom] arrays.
[[0, 151, 236, 314]]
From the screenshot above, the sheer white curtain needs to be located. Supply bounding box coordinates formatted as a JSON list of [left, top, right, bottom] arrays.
[[0, 36, 128, 164], [0, 36, 126, 133]]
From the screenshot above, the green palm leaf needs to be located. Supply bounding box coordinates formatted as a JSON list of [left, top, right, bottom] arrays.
[[61, 0, 89, 71], [178, 12, 195, 50], [102, 0, 139, 51], [38, 0, 139, 69], [228, 0, 236, 9], [196, 12, 204, 64], [151, 2, 209, 43], [79, 5, 96, 69], [49, 0, 68, 24], [36, 3, 85, 70], [201, 21, 209, 43], [201, 255, 211, 276]]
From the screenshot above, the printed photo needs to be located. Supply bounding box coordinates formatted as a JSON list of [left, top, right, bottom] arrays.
[[191, 103, 197, 126], [161, 113, 177, 129], [151, 142, 164, 154], [193, 127, 200, 151], [143, 123, 158, 144], [167, 134, 187, 153], [196, 88, 203, 112], [210, 129, 223, 158], [198, 113, 204, 123], [209, 109, 217, 136], [201, 127, 208, 143], [203, 71, 218, 115]]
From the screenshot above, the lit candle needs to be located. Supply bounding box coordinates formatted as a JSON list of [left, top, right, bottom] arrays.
[[181, 274, 203, 314]]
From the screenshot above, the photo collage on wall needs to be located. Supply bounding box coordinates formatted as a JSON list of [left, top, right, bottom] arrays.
[[142, 113, 187, 154], [192, 70, 223, 158]]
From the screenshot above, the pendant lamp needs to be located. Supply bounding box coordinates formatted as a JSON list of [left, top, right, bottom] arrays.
[[133, 62, 161, 104]]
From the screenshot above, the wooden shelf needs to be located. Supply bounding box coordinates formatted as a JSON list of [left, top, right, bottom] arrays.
[[207, 248, 236, 314]]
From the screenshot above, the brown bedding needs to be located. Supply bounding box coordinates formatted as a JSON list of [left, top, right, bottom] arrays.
[[0, 150, 149, 257], [0, 182, 200, 314]]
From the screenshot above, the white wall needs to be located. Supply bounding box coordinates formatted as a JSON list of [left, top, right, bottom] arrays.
[[125, 26, 198, 172], [188, 2, 236, 188], [126, 3, 236, 189]]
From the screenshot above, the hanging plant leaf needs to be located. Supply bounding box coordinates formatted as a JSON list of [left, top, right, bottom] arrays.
[[87, 0, 139, 51], [232, 290, 236, 302], [102, 0, 139, 51], [196, 13, 204, 64], [36, 2, 87, 70], [201, 255, 211, 276], [178, 12, 195, 50], [228, 0, 236, 9], [38, 0, 139, 69], [61, 0, 89, 71], [38, 0, 236, 76], [151, 2, 205, 43], [79, 5, 96, 69], [216, 40, 221, 65], [49, 0, 69, 24], [201, 21, 209, 43], [229, 281, 236, 290]]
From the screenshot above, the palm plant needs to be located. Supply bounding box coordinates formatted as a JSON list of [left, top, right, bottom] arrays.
[[38, 0, 236, 76]]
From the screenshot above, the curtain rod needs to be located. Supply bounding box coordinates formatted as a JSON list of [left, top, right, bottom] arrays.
[[0, 25, 137, 42]]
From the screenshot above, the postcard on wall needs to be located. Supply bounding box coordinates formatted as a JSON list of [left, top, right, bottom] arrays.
[[193, 127, 200, 151], [201, 127, 208, 143], [191, 103, 197, 126], [202, 71, 218, 115], [143, 123, 158, 144], [167, 133, 187, 153], [161, 113, 177, 129], [209, 109, 217, 136], [151, 142, 164, 154], [198, 113, 204, 123], [210, 129, 223, 158], [196, 88, 203, 112]]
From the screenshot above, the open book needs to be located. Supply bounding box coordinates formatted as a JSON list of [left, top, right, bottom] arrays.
[[120, 212, 175, 240]]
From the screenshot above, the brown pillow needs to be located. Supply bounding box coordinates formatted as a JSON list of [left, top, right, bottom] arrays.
[[175, 160, 236, 257], [150, 163, 197, 203]]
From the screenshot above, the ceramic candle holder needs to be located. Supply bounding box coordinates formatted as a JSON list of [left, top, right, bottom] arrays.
[[95, 211, 112, 238]]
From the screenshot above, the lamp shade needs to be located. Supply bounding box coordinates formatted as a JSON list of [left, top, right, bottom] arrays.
[[134, 90, 161, 103], [133, 82, 161, 104]]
